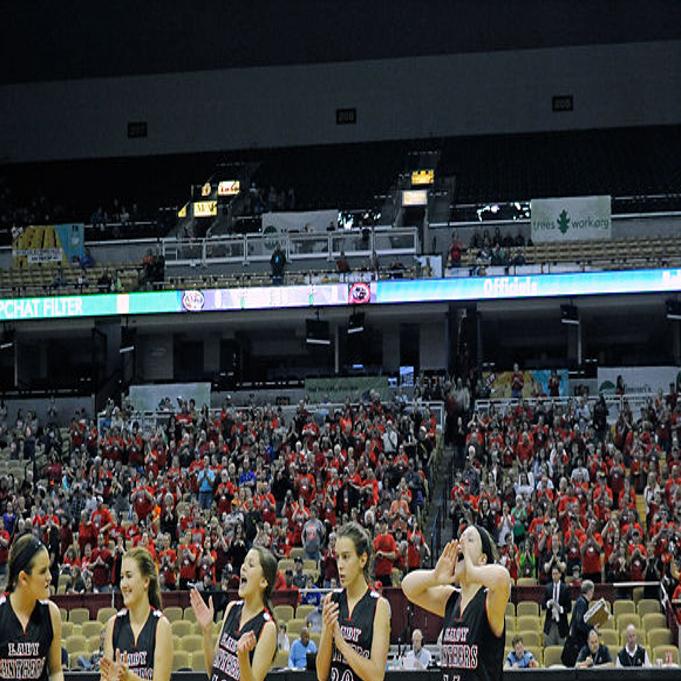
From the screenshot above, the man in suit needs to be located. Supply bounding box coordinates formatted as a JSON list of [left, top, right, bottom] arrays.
[[561, 579, 595, 666], [543, 565, 571, 645]]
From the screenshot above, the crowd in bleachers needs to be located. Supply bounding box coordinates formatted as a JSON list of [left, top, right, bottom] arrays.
[[445, 388, 681, 593], [0, 394, 437, 598]]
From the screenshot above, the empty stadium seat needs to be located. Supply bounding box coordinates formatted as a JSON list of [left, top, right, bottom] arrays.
[[275, 650, 290, 668], [543, 645, 565, 668], [286, 619, 305, 637], [65, 636, 87, 654], [69, 609, 90, 626], [642, 613, 666, 631], [191, 652, 206, 671], [516, 616, 540, 632], [164, 607, 183, 623], [613, 600, 636, 618], [505, 602, 516, 617], [172, 651, 190, 671], [296, 605, 315, 621], [61, 622, 75, 639], [637, 599, 661, 617], [274, 605, 294, 622], [505, 616, 516, 632], [517, 630, 541, 648], [179, 635, 203, 653], [646, 628, 672, 649], [81, 621, 103, 638], [617, 613, 640, 631], [516, 578, 537, 587], [171, 621, 193, 638], [183, 607, 197, 623], [516, 601, 539, 617]]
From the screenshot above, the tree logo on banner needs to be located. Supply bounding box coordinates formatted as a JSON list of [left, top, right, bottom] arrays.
[[557, 209, 571, 235]]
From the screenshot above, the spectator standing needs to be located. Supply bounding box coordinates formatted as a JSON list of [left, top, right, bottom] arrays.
[[543, 566, 571, 645], [373, 520, 397, 586], [197, 456, 215, 511], [562, 580, 595, 666]]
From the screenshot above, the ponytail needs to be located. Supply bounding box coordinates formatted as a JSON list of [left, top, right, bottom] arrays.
[[7, 535, 45, 592], [251, 546, 277, 628]]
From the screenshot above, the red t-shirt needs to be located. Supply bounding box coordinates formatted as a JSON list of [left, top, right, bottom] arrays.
[[373, 533, 397, 578]]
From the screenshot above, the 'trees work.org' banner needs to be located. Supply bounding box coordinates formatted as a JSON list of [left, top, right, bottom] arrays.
[[530, 195, 611, 243]]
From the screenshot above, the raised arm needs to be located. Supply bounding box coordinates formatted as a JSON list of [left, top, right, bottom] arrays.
[[401, 540, 458, 617]]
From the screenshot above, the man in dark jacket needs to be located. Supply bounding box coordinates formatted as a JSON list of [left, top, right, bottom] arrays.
[[561, 579, 594, 666], [543, 565, 571, 645]]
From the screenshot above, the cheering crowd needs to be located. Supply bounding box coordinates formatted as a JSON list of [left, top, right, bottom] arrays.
[[447, 391, 681, 595], [0, 395, 436, 594]]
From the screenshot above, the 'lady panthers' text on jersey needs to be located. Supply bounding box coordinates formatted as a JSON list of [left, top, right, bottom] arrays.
[[0, 596, 53, 681], [112, 608, 161, 680], [441, 587, 505, 681], [211, 601, 271, 681], [330, 588, 379, 681]]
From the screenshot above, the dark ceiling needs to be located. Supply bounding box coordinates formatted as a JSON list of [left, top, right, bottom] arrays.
[[2, 1, 681, 84]]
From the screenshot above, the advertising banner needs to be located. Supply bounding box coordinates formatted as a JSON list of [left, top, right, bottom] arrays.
[[305, 376, 391, 403], [481, 369, 569, 399], [530, 195, 611, 243], [128, 383, 211, 413], [12, 224, 85, 266], [597, 366, 681, 395], [261, 209, 338, 235]]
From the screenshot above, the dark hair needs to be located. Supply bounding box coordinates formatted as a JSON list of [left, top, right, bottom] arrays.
[[511, 634, 524, 646], [473, 525, 499, 564], [124, 548, 162, 610], [336, 522, 373, 580], [7, 535, 46, 592], [251, 546, 278, 624]]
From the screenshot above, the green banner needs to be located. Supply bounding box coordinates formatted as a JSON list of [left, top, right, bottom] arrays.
[[305, 376, 390, 403]]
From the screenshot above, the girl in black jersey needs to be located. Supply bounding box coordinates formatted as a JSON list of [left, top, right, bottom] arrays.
[[100, 548, 172, 681], [316, 522, 390, 681], [191, 546, 277, 681], [0, 535, 63, 681], [403, 525, 510, 681]]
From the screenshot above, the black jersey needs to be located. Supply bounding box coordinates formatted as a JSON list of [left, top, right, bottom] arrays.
[[112, 608, 161, 680], [441, 587, 505, 681], [330, 588, 380, 681], [0, 595, 53, 681], [211, 601, 272, 681]]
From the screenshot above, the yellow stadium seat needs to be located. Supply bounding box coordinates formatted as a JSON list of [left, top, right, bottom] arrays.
[[86, 635, 101, 653], [600, 630, 618, 648], [296, 605, 314, 621], [617, 613, 640, 632], [543, 645, 565, 668], [505, 616, 516, 632], [179, 635, 204, 653], [165, 607, 183, 623], [172, 620, 193, 637], [303, 559, 318, 572], [652, 645, 679, 665], [516, 615, 541, 632], [275, 650, 290, 668], [613, 600, 635, 618], [191, 652, 206, 671], [274, 605, 294, 622], [637, 599, 661, 617], [527, 648, 542, 667], [516, 577, 538, 586], [81, 621, 103, 638], [289, 548, 305, 561], [646, 628, 672, 649], [278, 559, 294, 573], [61, 622, 74, 639], [65, 636, 87, 654], [642, 613, 667, 631], [69, 608, 90, 625], [183, 607, 197, 623], [517, 630, 542, 648], [505, 630, 515, 646], [172, 651, 190, 671], [516, 601, 539, 617], [286, 619, 305, 637], [505, 602, 516, 617], [619, 630, 646, 646]]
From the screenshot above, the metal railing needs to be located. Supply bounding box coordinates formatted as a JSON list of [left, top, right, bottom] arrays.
[[161, 226, 418, 267]]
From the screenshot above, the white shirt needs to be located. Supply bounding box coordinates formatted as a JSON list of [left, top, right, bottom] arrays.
[[615, 645, 651, 668], [402, 647, 432, 670]]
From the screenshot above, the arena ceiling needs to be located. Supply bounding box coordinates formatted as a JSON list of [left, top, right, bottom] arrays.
[[2, 1, 681, 84]]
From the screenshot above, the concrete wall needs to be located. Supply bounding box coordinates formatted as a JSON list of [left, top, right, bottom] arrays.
[[1, 40, 679, 163]]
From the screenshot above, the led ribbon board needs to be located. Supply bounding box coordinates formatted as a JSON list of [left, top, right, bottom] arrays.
[[375, 268, 681, 304], [1, 268, 680, 322]]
